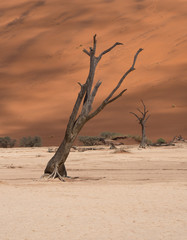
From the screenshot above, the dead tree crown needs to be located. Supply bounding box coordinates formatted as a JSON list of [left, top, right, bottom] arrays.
[[130, 100, 150, 148], [70, 35, 143, 129]]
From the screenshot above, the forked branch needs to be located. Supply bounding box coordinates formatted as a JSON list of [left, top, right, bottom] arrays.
[[86, 47, 143, 121], [68, 36, 142, 133], [130, 111, 141, 121], [83, 49, 90, 56], [130, 100, 150, 125], [83, 35, 123, 63], [97, 42, 123, 61]]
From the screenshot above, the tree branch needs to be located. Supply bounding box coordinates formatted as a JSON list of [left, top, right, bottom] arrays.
[[130, 112, 141, 121], [132, 48, 143, 70], [145, 114, 151, 122], [83, 49, 90, 56], [85, 48, 143, 121], [93, 34, 97, 54], [88, 80, 102, 112], [81, 80, 102, 115], [137, 108, 144, 116], [86, 88, 127, 121], [91, 80, 102, 100], [105, 48, 143, 101], [66, 84, 86, 134], [77, 82, 83, 87], [140, 99, 147, 114], [97, 42, 123, 61], [83, 36, 99, 103], [86, 101, 106, 121], [107, 89, 127, 104]]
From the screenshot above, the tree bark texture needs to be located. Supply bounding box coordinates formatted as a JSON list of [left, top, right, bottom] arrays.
[[141, 124, 147, 148], [43, 35, 143, 180]]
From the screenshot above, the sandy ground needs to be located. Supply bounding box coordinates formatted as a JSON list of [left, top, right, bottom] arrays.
[[0, 143, 187, 240]]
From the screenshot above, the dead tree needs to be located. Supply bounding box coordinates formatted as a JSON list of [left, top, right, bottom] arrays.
[[42, 35, 143, 181], [130, 100, 150, 148]]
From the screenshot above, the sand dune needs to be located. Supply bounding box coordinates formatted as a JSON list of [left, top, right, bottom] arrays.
[[0, 0, 186, 145]]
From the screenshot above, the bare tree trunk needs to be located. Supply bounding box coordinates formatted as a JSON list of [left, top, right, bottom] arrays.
[[44, 123, 84, 177], [140, 123, 146, 148], [44, 138, 72, 177], [42, 35, 143, 180]]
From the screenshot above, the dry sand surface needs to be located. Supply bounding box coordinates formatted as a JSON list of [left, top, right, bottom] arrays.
[[0, 143, 187, 240]]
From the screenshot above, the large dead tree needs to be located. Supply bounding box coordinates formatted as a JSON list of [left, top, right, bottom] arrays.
[[130, 100, 150, 148], [42, 35, 143, 180]]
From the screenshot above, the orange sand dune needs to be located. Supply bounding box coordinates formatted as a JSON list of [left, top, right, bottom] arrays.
[[0, 0, 186, 145]]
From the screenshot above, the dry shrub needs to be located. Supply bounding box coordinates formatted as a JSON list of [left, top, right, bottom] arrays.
[[0, 137, 16, 148], [20, 136, 42, 147], [100, 132, 125, 139], [78, 136, 105, 146]]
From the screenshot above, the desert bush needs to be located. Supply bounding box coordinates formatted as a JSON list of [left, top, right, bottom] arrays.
[[100, 132, 125, 139], [131, 135, 142, 142], [78, 136, 105, 146], [20, 136, 42, 147], [156, 138, 166, 144], [0, 136, 16, 148]]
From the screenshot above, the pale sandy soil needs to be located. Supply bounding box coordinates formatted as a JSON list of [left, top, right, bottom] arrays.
[[0, 143, 187, 240]]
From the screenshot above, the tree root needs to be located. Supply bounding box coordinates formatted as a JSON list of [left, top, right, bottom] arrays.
[[40, 167, 65, 181]]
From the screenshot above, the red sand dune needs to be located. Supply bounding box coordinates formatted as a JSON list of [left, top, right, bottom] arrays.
[[0, 0, 186, 146]]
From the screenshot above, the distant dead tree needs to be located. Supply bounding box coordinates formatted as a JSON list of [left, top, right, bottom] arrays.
[[42, 35, 143, 181], [130, 100, 150, 148]]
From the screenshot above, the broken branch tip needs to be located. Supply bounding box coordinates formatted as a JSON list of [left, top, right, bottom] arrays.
[[116, 42, 123, 45]]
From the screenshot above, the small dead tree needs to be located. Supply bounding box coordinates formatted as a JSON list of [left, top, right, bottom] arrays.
[[42, 35, 143, 180], [130, 100, 150, 148]]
